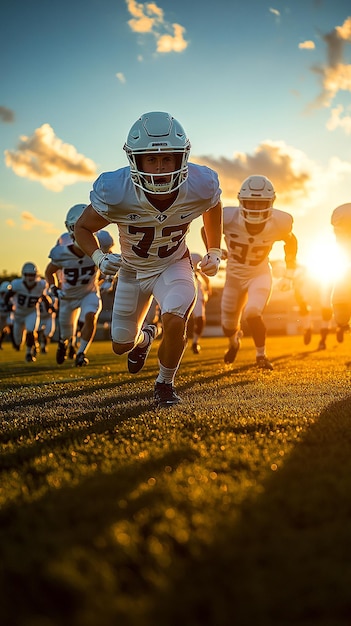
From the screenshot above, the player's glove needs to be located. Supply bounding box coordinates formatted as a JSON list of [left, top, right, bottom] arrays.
[[278, 268, 295, 292], [91, 250, 122, 276], [199, 248, 222, 277], [48, 284, 59, 299]]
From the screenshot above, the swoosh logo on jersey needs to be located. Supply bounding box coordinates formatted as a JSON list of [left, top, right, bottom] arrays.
[[181, 212, 193, 219]]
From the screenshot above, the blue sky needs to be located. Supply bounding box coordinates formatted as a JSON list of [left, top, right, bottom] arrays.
[[1, 0, 351, 280]]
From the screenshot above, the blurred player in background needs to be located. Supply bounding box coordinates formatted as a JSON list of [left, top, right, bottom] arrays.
[[6, 262, 51, 362], [292, 265, 333, 350], [330, 203, 351, 345], [220, 175, 298, 370], [38, 295, 57, 354], [187, 252, 212, 354], [45, 204, 103, 367], [0, 281, 14, 349]]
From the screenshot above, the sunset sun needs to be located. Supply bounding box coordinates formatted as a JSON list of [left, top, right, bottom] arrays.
[[303, 233, 348, 285]]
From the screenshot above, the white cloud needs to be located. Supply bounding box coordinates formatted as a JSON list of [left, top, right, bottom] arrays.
[[4, 124, 97, 192], [20, 211, 59, 234], [192, 139, 315, 206], [336, 16, 351, 41], [156, 24, 187, 53], [326, 104, 351, 134], [309, 17, 351, 109], [299, 40, 315, 50], [125, 0, 188, 54], [116, 72, 126, 83]]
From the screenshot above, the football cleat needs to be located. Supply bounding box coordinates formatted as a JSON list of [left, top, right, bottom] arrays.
[[224, 338, 241, 364], [256, 355, 273, 370], [336, 325, 349, 343], [192, 342, 200, 354], [128, 325, 158, 374], [75, 352, 89, 367], [68, 344, 76, 359], [56, 340, 68, 364], [154, 382, 181, 408], [317, 339, 326, 351], [25, 352, 36, 363], [303, 328, 312, 345]]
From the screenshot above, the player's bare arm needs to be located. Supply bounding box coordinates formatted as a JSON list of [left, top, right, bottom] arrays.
[[199, 202, 223, 277], [75, 205, 110, 257], [45, 262, 60, 287], [284, 232, 298, 269], [202, 202, 223, 250]]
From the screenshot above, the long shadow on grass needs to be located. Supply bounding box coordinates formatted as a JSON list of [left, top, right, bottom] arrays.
[[146, 395, 351, 626], [2, 396, 351, 625], [0, 445, 201, 625]]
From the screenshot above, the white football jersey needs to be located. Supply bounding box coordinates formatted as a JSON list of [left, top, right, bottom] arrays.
[[48, 244, 99, 298], [90, 163, 221, 279], [11, 277, 47, 314], [223, 206, 293, 279]]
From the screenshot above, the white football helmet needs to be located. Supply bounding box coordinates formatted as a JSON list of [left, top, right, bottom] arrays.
[[57, 232, 72, 246], [65, 204, 88, 239], [0, 280, 11, 293], [96, 230, 114, 253], [123, 111, 191, 194], [238, 175, 275, 225], [22, 262, 38, 286], [331, 203, 351, 237]]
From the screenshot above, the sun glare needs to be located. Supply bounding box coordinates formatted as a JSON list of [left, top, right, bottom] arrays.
[[304, 234, 348, 284]]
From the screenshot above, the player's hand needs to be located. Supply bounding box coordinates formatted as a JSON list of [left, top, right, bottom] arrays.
[[48, 284, 59, 299], [92, 250, 122, 276], [200, 248, 222, 277]]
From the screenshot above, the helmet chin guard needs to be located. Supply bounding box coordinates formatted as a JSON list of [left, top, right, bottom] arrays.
[[123, 111, 191, 195]]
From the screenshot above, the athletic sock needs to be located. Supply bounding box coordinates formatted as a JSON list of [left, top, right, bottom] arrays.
[[156, 364, 177, 385]]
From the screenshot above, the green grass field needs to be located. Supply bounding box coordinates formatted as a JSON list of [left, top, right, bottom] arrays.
[[1, 334, 351, 626]]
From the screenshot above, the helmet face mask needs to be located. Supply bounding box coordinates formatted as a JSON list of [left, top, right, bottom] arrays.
[[238, 175, 275, 225], [123, 111, 191, 195], [65, 204, 88, 240]]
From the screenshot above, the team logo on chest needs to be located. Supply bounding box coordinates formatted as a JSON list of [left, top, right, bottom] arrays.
[[155, 214, 168, 222]]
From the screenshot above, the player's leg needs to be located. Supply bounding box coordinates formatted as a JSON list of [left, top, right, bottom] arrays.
[[221, 274, 246, 364], [245, 272, 273, 370], [152, 258, 196, 406]]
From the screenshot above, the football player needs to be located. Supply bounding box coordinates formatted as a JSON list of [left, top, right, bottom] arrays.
[[0, 281, 13, 349], [330, 203, 351, 344], [6, 263, 50, 362], [219, 175, 298, 370], [292, 265, 333, 350], [74, 111, 222, 407], [37, 296, 57, 354], [45, 204, 103, 366], [187, 253, 212, 354]]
